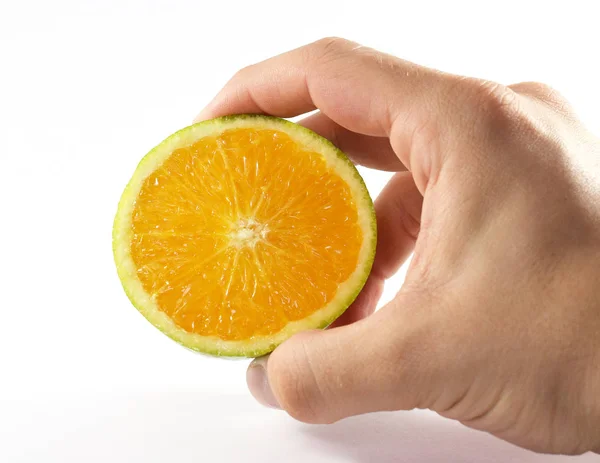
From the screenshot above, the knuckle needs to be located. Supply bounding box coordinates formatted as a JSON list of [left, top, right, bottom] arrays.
[[268, 332, 323, 423], [446, 77, 536, 148], [462, 79, 574, 153], [310, 36, 353, 63], [510, 80, 558, 99], [230, 64, 255, 83], [315, 36, 350, 53], [510, 81, 575, 116], [463, 78, 522, 123]]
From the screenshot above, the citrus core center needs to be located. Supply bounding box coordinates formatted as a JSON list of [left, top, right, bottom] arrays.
[[230, 218, 268, 248]]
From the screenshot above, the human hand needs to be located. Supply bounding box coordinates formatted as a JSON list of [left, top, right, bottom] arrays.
[[196, 38, 600, 455]]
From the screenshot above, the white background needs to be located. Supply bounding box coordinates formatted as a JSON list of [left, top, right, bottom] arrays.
[[1, 1, 599, 461]]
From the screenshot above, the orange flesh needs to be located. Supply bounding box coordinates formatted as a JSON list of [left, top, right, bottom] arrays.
[[130, 128, 363, 341]]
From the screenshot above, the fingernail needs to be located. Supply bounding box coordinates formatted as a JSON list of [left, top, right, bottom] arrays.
[[247, 356, 280, 409]]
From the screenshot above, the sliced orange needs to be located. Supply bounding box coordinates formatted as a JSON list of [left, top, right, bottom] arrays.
[[113, 115, 376, 357]]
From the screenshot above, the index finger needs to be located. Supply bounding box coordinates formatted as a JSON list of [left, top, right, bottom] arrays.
[[195, 37, 456, 174]]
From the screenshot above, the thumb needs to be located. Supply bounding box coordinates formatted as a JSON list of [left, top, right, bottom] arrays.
[[246, 298, 437, 424]]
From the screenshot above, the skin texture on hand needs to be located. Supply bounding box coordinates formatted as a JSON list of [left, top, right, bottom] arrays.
[[196, 38, 600, 455]]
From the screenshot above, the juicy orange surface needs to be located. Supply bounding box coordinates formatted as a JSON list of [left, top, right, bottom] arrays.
[[130, 128, 363, 341]]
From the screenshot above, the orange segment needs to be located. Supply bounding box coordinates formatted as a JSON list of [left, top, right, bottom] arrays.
[[113, 115, 376, 357], [130, 127, 362, 341]]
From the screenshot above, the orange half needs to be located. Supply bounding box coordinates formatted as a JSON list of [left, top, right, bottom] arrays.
[[113, 115, 376, 357]]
